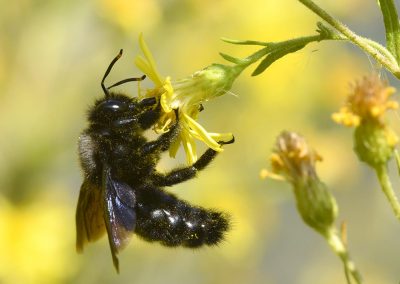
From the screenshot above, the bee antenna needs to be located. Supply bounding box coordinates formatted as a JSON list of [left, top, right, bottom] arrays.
[[102, 49, 123, 97], [107, 75, 146, 90]]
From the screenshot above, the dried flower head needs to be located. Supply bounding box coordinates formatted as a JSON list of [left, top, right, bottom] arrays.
[[262, 131, 337, 235], [264, 131, 322, 183], [134, 34, 238, 164]]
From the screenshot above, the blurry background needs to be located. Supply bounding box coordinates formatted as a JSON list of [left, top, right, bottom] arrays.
[[1, 0, 400, 283]]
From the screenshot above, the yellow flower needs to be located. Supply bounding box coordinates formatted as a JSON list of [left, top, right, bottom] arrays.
[[134, 34, 238, 164], [332, 74, 399, 167], [0, 196, 74, 283], [332, 74, 398, 127]]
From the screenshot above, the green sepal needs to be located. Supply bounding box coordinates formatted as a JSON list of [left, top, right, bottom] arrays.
[[354, 121, 396, 168], [293, 178, 338, 236]]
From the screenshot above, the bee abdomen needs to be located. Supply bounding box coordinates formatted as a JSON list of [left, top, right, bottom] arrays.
[[135, 188, 230, 247]]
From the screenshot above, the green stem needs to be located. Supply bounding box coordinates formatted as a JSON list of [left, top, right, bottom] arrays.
[[394, 149, 400, 176], [378, 0, 400, 63], [375, 164, 400, 220], [298, 0, 400, 78], [326, 230, 363, 284], [362, 37, 399, 65]]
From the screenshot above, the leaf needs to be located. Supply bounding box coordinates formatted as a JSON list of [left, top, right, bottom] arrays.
[[377, 0, 400, 63], [251, 44, 306, 76], [316, 22, 345, 40], [221, 37, 270, 46], [219, 52, 245, 64]]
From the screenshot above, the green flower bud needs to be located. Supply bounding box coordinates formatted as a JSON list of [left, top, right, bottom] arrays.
[[354, 121, 398, 168], [266, 131, 338, 235], [294, 178, 338, 236], [333, 74, 399, 169]]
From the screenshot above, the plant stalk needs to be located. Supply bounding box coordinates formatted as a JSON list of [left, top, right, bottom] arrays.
[[326, 231, 363, 284], [298, 0, 400, 78], [375, 163, 400, 220]]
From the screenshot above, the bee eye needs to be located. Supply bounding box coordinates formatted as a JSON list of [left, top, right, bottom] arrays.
[[98, 99, 128, 112]]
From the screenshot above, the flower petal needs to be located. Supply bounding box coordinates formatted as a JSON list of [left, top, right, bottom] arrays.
[[183, 113, 222, 151], [181, 131, 197, 164], [138, 33, 163, 86], [134, 56, 160, 84], [160, 93, 172, 113], [169, 135, 181, 158]]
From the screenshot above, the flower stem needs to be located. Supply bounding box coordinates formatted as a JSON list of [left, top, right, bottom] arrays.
[[326, 230, 363, 284], [297, 0, 400, 78], [375, 163, 400, 220]]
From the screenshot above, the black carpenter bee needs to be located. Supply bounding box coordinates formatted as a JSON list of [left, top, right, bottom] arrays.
[[76, 49, 234, 272]]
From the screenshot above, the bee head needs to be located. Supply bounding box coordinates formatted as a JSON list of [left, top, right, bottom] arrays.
[[89, 94, 158, 130], [88, 49, 160, 130]]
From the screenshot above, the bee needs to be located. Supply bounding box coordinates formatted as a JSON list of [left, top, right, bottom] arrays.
[[76, 49, 234, 272]]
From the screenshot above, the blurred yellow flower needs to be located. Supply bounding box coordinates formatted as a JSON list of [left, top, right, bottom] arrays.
[[332, 74, 398, 127], [332, 74, 398, 167], [261, 131, 322, 183], [0, 196, 74, 284], [97, 0, 162, 33], [134, 34, 236, 164]]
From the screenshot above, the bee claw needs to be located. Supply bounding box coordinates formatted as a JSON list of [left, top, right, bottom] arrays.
[[173, 108, 180, 121], [219, 135, 235, 145]]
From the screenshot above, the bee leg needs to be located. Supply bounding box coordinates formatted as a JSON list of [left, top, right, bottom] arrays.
[[152, 136, 235, 187], [142, 120, 180, 154]]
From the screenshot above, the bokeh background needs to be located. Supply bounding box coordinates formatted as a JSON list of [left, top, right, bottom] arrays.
[[1, 0, 400, 283]]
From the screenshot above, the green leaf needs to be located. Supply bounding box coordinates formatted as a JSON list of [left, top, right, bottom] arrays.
[[316, 22, 345, 40], [251, 44, 305, 76], [377, 0, 400, 63], [221, 37, 270, 46], [219, 53, 245, 64]]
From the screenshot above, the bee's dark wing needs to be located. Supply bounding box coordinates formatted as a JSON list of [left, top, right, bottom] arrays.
[[102, 164, 137, 272], [76, 179, 106, 253]]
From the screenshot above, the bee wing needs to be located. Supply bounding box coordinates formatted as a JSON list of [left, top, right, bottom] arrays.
[[102, 164, 137, 272], [76, 178, 106, 253]]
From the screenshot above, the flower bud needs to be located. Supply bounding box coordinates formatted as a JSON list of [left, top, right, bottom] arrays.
[[332, 74, 398, 168], [354, 121, 398, 168], [266, 131, 338, 235], [293, 177, 338, 235]]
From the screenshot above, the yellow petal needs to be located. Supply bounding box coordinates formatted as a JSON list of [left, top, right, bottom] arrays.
[[134, 56, 162, 86], [160, 93, 172, 113], [259, 169, 285, 181], [138, 33, 163, 86], [183, 113, 222, 151], [188, 130, 233, 145], [208, 132, 234, 142], [181, 131, 197, 164], [169, 135, 181, 158]]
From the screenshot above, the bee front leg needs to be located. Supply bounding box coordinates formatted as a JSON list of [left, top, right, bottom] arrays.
[[142, 122, 180, 155], [152, 136, 235, 187]]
